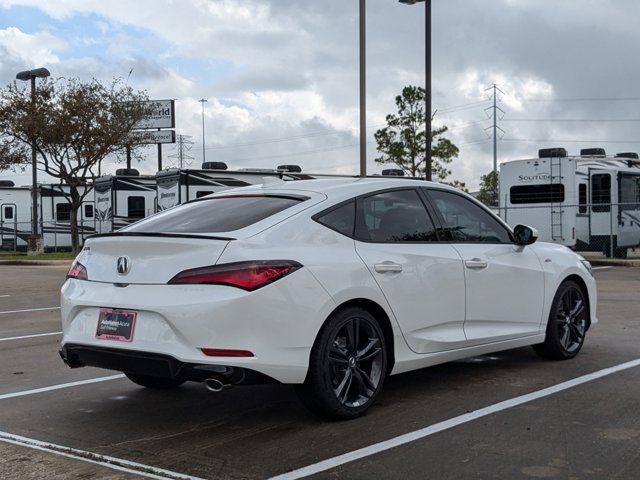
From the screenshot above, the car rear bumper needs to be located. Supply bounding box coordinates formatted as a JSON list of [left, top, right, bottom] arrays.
[[60, 268, 336, 384], [60, 344, 275, 385]]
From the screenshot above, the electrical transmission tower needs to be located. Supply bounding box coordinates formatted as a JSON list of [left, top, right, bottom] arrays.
[[485, 84, 506, 173], [168, 134, 195, 168]]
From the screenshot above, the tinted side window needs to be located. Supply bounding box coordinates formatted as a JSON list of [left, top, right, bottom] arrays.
[[510, 184, 565, 204], [196, 191, 214, 199], [128, 196, 146, 218], [84, 204, 94, 218], [56, 203, 71, 222], [3, 206, 13, 220], [620, 174, 640, 212], [126, 195, 305, 233], [428, 189, 511, 243], [591, 174, 611, 213], [579, 184, 587, 214], [315, 201, 355, 237], [355, 190, 437, 242]]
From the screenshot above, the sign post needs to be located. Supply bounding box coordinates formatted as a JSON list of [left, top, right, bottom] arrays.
[[132, 100, 176, 172]]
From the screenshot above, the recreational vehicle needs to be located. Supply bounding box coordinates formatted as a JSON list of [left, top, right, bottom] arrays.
[[155, 162, 343, 211], [0, 181, 95, 251], [499, 148, 640, 258], [94, 169, 157, 232]]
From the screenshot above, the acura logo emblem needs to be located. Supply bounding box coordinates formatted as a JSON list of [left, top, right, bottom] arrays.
[[117, 256, 131, 275]]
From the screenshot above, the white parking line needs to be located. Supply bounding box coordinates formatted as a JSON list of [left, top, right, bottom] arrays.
[[592, 266, 614, 270], [0, 431, 204, 480], [0, 374, 125, 401], [0, 331, 62, 342], [270, 358, 640, 480], [0, 306, 60, 315]]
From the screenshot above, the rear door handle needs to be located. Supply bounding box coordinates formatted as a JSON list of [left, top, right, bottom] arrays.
[[374, 262, 403, 273], [465, 258, 488, 269]]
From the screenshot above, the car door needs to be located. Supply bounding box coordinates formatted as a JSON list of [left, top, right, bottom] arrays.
[[354, 188, 467, 354], [424, 188, 545, 344]]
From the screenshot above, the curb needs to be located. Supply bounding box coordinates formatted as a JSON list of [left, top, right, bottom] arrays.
[[585, 258, 640, 268], [0, 260, 72, 266]]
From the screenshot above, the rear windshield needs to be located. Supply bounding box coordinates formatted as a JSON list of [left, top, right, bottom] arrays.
[[125, 195, 306, 233]]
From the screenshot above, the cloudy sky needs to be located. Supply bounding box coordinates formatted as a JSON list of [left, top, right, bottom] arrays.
[[0, 0, 639, 189]]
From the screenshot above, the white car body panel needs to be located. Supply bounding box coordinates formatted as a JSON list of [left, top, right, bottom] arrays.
[[60, 178, 597, 385]]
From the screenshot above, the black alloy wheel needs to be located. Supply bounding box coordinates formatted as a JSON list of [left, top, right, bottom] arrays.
[[329, 316, 385, 408], [534, 280, 588, 360], [297, 307, 387, 419]]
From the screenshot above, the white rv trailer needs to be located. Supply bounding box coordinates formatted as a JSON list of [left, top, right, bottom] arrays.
[[499, 148, 640, 258], [94, 169, 157, 232], [155, 162, 380, 211], [0, 181, 95, 251]]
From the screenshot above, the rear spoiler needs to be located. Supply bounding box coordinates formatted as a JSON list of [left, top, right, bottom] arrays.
[[85, 232, 236, 242]]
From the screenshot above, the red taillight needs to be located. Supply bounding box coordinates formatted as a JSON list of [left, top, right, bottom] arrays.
[[201, 348, 255, 358], [168, 260, 302, 291], [67, 260, 88, 280]]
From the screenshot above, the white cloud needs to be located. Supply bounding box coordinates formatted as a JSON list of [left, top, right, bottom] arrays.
[[0, 26, 66, 66]]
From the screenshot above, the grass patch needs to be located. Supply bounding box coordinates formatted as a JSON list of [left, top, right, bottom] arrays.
[[0, 252, 75, 261]]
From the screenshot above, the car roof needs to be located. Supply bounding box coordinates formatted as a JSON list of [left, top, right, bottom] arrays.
[[212, 177, 459, 203]]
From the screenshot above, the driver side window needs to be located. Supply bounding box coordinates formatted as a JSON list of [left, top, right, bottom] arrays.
[[428, 189, 511, 243]]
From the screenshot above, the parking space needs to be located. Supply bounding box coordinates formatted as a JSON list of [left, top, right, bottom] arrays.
[[0, 266, 638, 479]]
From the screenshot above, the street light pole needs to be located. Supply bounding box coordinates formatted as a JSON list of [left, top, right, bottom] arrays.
[[399, 0, 431, 181], [199, 99, 207, 165], [359, 0, 367, 177], [16, 67, 50, 254]]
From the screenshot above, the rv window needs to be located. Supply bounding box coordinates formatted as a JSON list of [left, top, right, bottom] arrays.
[[620, 174, 640, 211], [128, 196, 146, 218], [125, 195, 307, 233], [196, 191, 214, 199], [510, 184, 565, 204], [3, 206, 13, 220], [56, 203, 71, 222], [84, 204, 94, 218], [579, 184, 587, 214], [591, 174, 611, 212]]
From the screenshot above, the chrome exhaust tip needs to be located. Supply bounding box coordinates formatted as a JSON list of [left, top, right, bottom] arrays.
[[204, 378, 227, 393]]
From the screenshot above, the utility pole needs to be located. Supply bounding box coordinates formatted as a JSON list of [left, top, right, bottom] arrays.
[[485, 84, 505, 173], [359, 0, 366, 177], [169, 134, 194, 169], [199, 99, 207, 164]]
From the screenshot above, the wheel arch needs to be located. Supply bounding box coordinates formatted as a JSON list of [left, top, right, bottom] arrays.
[[322, 298, 396, 374], [561, 274, 591, 329]]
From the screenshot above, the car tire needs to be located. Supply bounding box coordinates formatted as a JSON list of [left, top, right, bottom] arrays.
[[125, 372, 186, 389], [296, 306, 387, 420], [533, 280, 588, 360]]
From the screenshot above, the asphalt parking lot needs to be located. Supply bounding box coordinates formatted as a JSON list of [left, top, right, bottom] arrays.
[[0, 265, 639, 480]]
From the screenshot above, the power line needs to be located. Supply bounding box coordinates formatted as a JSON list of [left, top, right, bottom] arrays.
[[503, 138, 640, 144], [523, 96, 640, 103], [505, 118, 640, 123]]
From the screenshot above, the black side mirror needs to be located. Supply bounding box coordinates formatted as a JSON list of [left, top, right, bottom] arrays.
[[513, 224, 538, 246]]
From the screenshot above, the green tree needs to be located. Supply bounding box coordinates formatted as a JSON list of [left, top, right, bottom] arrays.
[[374, 85, 465, 190], [0, 77, 152, 253], [477, 170, 499, 207]]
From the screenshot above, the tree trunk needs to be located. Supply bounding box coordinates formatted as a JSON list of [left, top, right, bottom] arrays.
[[70, 203, 81, 255], [69, 185, 82, 255]]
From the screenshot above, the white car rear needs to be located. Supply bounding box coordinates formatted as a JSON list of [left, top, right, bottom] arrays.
[[61, 178, 597, 419]]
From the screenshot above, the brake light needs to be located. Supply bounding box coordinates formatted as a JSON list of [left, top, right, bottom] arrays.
[[67, 260, 88, 280], [168, 260, 302, 291], [201, 348, 255, 357]]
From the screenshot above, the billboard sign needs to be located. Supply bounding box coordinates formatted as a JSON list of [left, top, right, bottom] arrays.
[[135, 99, 175, 130], [132, 130, 176, 145]]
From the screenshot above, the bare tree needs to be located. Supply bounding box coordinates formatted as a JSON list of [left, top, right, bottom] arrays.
[[0, 77, 153, 253]]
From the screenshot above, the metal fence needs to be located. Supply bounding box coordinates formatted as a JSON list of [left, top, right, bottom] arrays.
[[494, 202, 640, 259]]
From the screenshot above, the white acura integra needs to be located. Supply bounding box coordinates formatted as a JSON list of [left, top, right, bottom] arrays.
[[60, 178, 596, 419]]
